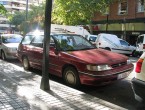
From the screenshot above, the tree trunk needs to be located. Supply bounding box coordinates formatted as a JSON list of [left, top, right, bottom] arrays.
[[88, 24, 93, 34]]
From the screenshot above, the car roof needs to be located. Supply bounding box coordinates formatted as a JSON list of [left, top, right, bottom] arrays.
[[26, 30, 81, 36], [98, 33, 117, 36], [1, 34, 22, 36]]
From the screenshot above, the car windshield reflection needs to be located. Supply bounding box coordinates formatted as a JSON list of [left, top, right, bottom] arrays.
[[53, 34, 95, 51]]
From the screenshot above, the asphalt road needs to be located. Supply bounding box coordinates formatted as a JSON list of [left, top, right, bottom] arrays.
[[4, 56, 145, 110]]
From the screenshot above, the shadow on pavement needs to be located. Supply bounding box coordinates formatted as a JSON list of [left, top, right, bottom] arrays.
[[2, 58, 145, 110]]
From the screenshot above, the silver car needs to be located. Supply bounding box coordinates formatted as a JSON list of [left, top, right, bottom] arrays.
[[0, 34, 23, 60]]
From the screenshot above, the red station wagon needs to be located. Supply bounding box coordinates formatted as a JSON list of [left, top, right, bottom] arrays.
[[17, 30, 134, 87]]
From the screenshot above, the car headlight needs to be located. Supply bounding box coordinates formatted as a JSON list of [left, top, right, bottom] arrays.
[[86, 65, 112, 71], [6, 47, 16, 52], [127, 60, 131, 64]]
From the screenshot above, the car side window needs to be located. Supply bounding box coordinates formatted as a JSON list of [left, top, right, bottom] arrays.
[[22, 35, 34, 45], [120, 40, 129, 46], [31, 35, 44, 48]]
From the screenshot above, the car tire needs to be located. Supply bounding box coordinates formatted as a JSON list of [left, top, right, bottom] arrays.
[[105, 47, 111, 51], [63, 66, 80, 88], [1, 51, 6, 60], [132, 50, 138, 57], [22, 56, 30, 70]]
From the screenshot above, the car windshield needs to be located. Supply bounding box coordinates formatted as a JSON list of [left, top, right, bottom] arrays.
[[53, 34, 95, 51], [2, 34, 23, 43]]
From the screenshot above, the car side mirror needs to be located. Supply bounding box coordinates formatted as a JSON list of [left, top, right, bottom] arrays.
[[50, 46, 59, 55]]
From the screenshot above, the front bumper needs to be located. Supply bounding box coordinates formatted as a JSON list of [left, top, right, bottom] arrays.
[[79, 64, 134, 86], [6, 52, 17, 59], [131, 77, 145, 102]]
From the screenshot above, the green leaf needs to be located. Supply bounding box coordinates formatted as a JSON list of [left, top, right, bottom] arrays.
[[0, 4, 7, 15]]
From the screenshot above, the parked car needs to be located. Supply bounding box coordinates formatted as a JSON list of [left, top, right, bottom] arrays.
[[17, 30, 134, 87], [96, 33, 136, 56], [0, 34, 23, 60], [131, 52, 145, 103], [136, 34, 145, 56], [87, 35, 98, 45]]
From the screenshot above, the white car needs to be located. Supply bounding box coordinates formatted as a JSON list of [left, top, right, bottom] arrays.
[[96, 33, 136, 56], [131, 52, 145, 103], [87, 35, 98, 45], [136, 34, 145, 56], [0, 34, 23, 60]]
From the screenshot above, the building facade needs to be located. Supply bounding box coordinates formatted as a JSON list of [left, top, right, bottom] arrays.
[[91, 0, 145, 45], [0, 0, 41, 34]]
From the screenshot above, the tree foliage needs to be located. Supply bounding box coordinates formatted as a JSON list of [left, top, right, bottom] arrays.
[[8, 3, 45, 34], [8, 0, 116, 33], [0, 4, 7, 15], [28, 3, 45, 25], [52, 0, 114, 25], [8, 11, 25, 26]]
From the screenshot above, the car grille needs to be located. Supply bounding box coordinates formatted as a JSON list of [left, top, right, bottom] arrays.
[[111, 62, 127, 68]]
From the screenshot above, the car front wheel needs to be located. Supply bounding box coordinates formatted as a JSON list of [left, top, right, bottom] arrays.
[[105, 47, 111, 51], [22, 56, 30, 70], [63, 67, 80, 88]]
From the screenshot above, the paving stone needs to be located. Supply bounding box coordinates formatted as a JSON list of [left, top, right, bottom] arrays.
[[0, 61, 127, 110]]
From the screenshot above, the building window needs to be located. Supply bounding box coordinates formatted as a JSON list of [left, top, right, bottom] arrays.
[[137, 0, 144, 12], [118, 0, 128, 15]]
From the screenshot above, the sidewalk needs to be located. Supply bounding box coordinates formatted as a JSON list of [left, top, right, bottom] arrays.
[[0, 60, 126, 110]]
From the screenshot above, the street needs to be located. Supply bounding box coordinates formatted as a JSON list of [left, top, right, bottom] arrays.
[[1, 56, 145, 110]]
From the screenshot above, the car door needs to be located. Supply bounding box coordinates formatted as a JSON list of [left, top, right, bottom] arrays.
[[29, 35, 44, 69], [49, 36, 62, 77], [119, 39, 132, 54], [30, 35, 61, 76]]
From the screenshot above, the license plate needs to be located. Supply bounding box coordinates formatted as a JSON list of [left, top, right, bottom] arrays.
[[117, 72, 129, 79]]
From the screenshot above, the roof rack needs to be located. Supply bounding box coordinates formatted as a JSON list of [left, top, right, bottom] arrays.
[[51, 28, 74, 34]]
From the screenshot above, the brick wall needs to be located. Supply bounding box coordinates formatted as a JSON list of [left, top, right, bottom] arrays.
[[92, 0, 145, 22]]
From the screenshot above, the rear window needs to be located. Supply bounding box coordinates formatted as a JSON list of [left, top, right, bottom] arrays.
[[22, 35, 34, 44], [31, 35, 44, 47]]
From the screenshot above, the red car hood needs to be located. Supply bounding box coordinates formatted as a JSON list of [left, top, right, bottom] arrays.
[[64, 49, 128, 65]]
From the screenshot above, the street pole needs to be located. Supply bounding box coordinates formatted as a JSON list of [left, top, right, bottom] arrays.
[[123, 17, 126, 40], [24, 0, 28, 35], [106, 14, 109, 33], [40, 0, 52, 91], [26, 0, 28, 20]]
